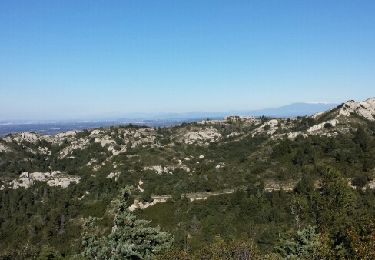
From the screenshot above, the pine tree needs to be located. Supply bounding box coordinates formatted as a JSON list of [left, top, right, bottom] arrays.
[[275, 226, 332, 259], [82, 187, 173, 259]]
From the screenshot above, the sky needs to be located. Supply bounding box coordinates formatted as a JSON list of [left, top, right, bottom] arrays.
[[0, 0, 375, 121]]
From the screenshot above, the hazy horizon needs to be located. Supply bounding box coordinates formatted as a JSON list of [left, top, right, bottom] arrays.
[[0, 101, 339, 122]]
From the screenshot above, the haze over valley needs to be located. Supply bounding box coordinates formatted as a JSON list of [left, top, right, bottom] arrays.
[[0, 102, 337, 136]]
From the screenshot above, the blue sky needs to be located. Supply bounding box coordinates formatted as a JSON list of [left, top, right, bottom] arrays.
[[0, 0, 375, 120]]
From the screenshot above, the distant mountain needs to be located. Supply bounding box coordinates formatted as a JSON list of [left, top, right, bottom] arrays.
[[240, 102, 338, 117], [0, 102, 339, 136], [2, 97, 375, 258], [121, 102, 338, 119]]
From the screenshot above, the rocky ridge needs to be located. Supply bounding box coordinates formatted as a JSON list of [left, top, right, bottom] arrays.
[[1, 97, 375, 192]]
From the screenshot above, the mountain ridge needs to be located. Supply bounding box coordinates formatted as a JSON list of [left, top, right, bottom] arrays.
[[0, 102, 338, 123], [1, 97, 375, 258]]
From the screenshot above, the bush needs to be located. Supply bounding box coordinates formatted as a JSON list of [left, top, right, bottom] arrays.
[[82, 187, 173, 259], [195, 237, 261, 260], [275, 226, 332, 259]]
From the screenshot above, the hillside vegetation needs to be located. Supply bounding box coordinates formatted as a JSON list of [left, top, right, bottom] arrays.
[[1, 98, 375, 259]]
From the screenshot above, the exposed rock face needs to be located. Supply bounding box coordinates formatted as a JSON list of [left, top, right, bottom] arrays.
[[128, 128, 157, 148], [264, 180, 297, 192], [108, 145, 127, 156], [12, 132, 42, 143], [128, 195, 172, 211], [287, 132, 306, 140], [107, 172, 121, 181], [252, 119, 279, 136], [144, 164, 190, 174], [368, 180, 375, 190], [95, 137, 115, 147], [46, 176, 81, 188], [225, 115, 259, 123], [215, 162, 225, 169], [182, 127, 221, 145], [55, 130, 77, 138], [1, 97, 375, 194], [6, 171, 80, 189], [59, 138, 90, 158], [307, 119, 338, 133], [137, 179, 144, 192], [88, 127, 158, 156], [94, 136, 127, 155], [129, 190, 236, 211], [338, 98, 375, 121], [144, 165, 165, 174], [283, 98, 375, 139], [226, 132, 241, 138], [0, 143, 10, 152], [87, 158, 98, 166]]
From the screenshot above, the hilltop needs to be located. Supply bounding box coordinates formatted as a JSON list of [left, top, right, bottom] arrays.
[[1, 97, 375, 258], [0, 98, 373, 186]]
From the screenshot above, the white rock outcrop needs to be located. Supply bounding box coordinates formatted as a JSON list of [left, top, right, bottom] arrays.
[[287, 132, 307, 140], [144, 164, 190, 174], [137, 179, 144, 192], [129, 195, 172, 211], [182, 127, 221, 145], [215, 162, 225, 169], [307, 119, 338, 133], [0, 143, 10, 152], [144, 165, 165, 174], [59, 138, 90, 158], [252, 119, 279, 136], [8, 171, 80, 189], [226, 132, 241, 138], [12, 132, 41, 143], [54, 131, 78, 141], [107, 172, 121, 181], [338, 98, 375, 121]]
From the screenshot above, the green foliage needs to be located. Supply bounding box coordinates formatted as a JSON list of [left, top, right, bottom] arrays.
[[82, 188, 173, 259], [315, 168, 358, 232], [1, 117, 375, 257], [157, 238, 262, 260], [275, 226, 331, 259], [37, 245, 63, 260], [196, 237, 261, 260]]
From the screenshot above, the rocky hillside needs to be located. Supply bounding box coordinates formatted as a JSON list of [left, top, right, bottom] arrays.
[[1, 97, 375, 192], [1, 97, 375, 258]]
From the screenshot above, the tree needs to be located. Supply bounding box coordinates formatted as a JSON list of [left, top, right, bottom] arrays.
[[37, 245, 63, 260], [275, 226, 332, 259], [347, 222, 375, 259], [82, 187, 173, 259], [195, 237, 261, 260], [353, 126, 370, 152], [313, 168, 359, 258], [294, 174, 315, 195], [315, 168, 358, 233]]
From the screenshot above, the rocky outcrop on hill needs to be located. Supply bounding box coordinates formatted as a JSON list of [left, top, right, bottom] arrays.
[[0, 143, 10, 152], [1, 97, 375, 193], [1, 171, 80, 189], [181, 127, 222, 145], [338, 98, 375, 121]]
